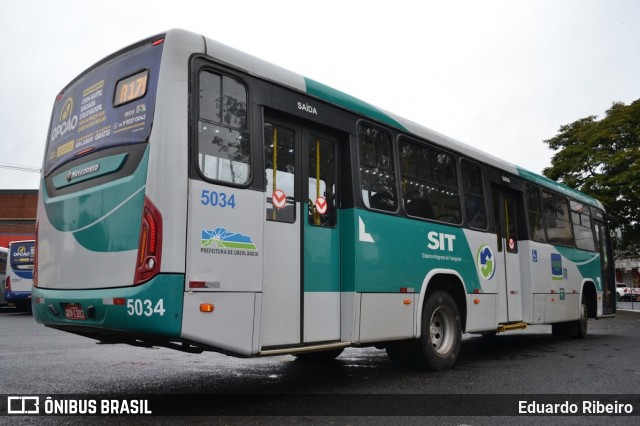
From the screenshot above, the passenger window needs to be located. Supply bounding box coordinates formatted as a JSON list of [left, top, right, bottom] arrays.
[[461, 161, 487, 229], [197, 71, 250, 185], [358, 124, 397, 212], [570, 200, 595, 251], [399, 138, 461, 224], [543, 191, 573, 246], [525, 184, 546, 242]]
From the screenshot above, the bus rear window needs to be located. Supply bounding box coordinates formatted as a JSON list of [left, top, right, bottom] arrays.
[[44, 40, 163, 176]]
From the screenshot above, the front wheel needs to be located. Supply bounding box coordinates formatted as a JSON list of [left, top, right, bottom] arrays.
[[577, 303, 588, 338], [552, 302, 588, 338], [420, 291, 462, 371]]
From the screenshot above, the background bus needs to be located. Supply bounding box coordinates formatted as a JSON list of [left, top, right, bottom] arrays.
[[7, 240, 35, 312], [33, 29, 615, 370], [0, 246, 7, 306]]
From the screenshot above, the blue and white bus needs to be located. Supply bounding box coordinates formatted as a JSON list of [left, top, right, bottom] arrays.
[[7, 240, 35, 312], [33, 29, 616, 370], [0, 246, 7, 306]]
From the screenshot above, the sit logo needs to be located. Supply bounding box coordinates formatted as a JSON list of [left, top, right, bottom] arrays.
[[427, 231, 456, 251]]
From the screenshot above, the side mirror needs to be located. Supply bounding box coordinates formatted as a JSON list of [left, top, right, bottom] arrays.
[[614, 227, 623, 245]]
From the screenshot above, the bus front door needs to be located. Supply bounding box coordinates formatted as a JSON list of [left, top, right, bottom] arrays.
[[595, 219, 615, 315], [492, 186, 523, 323], [262, 116, 342, 347]]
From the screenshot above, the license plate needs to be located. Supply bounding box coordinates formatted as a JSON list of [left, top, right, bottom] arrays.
[[64, 303, 86, 320]]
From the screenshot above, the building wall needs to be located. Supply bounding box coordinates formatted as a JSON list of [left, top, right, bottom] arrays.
[[0, 189, 38, 247]]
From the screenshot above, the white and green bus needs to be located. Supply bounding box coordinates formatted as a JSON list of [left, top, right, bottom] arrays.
[[34, 29, 616, 370]]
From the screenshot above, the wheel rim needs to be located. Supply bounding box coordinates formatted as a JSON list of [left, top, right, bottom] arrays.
[[429, 306, 456, 356]]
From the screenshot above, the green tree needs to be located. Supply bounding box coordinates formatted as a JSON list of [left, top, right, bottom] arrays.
[[543, 99, 640, 254]]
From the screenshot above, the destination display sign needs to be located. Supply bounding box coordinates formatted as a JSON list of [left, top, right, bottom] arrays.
[[45, 42, 163, 175]]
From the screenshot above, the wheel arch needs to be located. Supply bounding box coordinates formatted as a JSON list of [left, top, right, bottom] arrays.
[[416, 269, 467, 337], [581, 279, 598, 319]]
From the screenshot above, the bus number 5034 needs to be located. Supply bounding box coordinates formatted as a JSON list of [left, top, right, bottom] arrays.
[[126, 299, 166, 317]]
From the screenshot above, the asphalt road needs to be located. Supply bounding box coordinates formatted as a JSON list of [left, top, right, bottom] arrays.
[[1, 305, 639, 424]]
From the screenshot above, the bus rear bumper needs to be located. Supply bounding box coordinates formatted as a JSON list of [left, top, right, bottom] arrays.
[[6, 291, 31, 302], [32, 274, 184, 340]]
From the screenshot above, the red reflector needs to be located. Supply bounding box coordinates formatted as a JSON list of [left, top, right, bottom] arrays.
[[400, 287, 407, 293], [75, 147, 95, 157], [190, 281, 206, 288], [56, 92, 64, 101], [153, 39, 164, 46], [550, 290, 556, 294], [145, 211, 157, 255], [134, 197, 163, 285], [473, 289, 480, 294], [113, 298, 126, 305]]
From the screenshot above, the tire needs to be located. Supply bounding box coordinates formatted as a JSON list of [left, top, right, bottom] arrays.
[[577, 303, 588, 338], [419, 291, 462, 371], [552, 302, 588, 338], [293, 348, 344, 362], [385, 340, 425, 369]]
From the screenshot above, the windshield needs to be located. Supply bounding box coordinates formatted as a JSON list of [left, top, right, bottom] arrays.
[[44, 40, 163, 176]]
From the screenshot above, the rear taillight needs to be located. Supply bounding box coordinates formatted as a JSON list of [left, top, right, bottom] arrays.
[[33, 221, 39, 287], [133, 197, 163, 285], [5, 276, 11, 292]]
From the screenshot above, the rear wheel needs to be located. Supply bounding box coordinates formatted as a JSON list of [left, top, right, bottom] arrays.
[[420, 291, 462, 370], [385, 291, 462, 370]]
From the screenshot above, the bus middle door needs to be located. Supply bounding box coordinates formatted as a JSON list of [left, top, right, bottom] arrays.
[[492, 186, 523, 323], [262, 116, 342, 348]]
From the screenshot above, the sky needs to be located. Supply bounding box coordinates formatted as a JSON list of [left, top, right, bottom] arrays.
[[1, 0, 639, 189]]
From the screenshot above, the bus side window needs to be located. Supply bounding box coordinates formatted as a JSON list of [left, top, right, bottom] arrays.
[[399, 138, 461, 224], [197, 71, 251, 185], [461, 160, 487, 229], [358, 123, 397, 212], [543, 191, 574, 246], [570, 200, 596, 251], [525, 184, 546, 242]]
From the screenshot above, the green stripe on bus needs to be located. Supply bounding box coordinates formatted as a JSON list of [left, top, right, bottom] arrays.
[[554, 246, 602, 291], [516, 167, 599, 207], [340, 208, 481, 294], [304, 78, 407, 131], [32, 274, 184, 337], [303, 203, 341, 292], [42, 147, 149, 252]]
